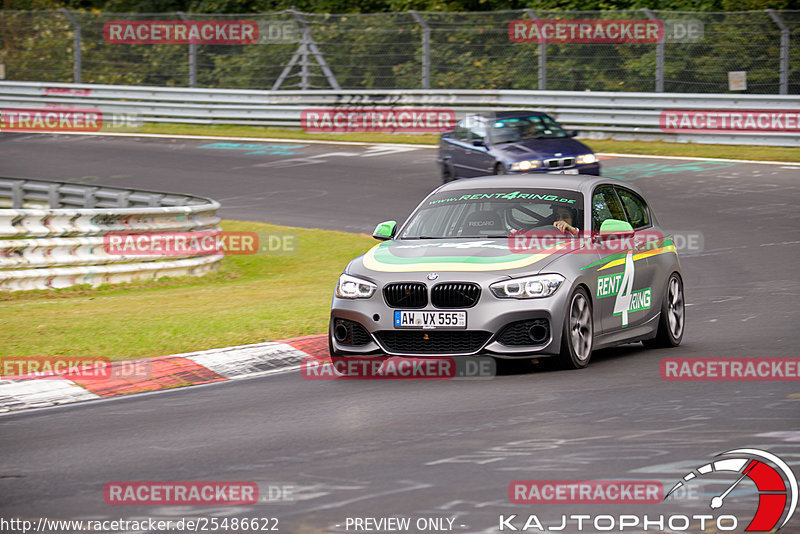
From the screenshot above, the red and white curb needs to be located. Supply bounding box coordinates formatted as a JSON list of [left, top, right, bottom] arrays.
[[0, 335, 329, 415]]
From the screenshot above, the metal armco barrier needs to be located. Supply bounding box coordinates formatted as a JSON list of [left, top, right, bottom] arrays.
[[0, 177, 222, 291], [0, 82, 798, 146]]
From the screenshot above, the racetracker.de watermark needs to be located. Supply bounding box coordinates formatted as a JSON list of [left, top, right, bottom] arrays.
[[104, 482, 258, 505], [508, 230, 703, 255], [104, 21, 259, 44], [660, 357, 800, 381], [1, 356, 151, 380], [509, 19, 663, 43], [509, 480, 663, 504], [301, 356, 496, 380], [0, 108, 102, 132], [660, 110, 800, 133], [103, 231, 297, 256], [300, 108, 456, 133]]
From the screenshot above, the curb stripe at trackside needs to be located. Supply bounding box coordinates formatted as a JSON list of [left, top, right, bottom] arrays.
[[0, 335, 329, 415], [72, 358, 228, 397], [0, 378, 99, 413]]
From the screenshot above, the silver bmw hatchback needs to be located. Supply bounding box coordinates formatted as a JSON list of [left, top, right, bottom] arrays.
[[329, 175, 685, 370]]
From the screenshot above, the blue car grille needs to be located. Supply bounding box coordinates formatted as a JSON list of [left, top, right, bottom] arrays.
[[544, 157, 575, 169]]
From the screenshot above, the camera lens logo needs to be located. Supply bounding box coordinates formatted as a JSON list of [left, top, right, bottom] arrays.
[[665, 448, 797, 531]]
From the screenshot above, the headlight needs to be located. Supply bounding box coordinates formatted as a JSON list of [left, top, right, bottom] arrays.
[[335, 273, 377, 299], [510, 160, 541, 171], [576, 153, 597, 165], [490, 274, 565, 299]]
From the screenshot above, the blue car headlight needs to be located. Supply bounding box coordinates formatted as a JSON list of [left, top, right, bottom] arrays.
[[490, 274, 565, 299], [510, 160, 541, 171], [576, 154, 597, 164]]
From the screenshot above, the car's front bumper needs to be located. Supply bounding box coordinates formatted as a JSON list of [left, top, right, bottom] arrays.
[[507, 162, 601, 176], [330, 285, 572, 359]]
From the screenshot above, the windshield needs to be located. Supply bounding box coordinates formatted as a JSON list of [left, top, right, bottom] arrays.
[[400, 188, 584, 239], [489, 115, 568, 143]]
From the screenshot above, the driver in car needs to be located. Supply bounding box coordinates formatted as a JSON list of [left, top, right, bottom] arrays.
[[552, 206, 580, 236]]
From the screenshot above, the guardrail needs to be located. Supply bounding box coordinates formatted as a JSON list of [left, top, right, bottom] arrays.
[[1, 82, 798, 146], [0, 177, 222, 291]]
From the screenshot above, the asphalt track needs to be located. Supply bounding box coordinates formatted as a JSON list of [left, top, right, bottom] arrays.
[[1, 133, 799, 534]]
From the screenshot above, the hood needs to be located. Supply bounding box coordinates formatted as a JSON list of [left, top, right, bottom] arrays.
[[493, 137, 592, 161], [349, 238, 577, 277]]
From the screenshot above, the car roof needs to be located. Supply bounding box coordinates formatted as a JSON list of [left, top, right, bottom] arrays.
[[475, 110, 548, 120], [433, 174, 645, 197]]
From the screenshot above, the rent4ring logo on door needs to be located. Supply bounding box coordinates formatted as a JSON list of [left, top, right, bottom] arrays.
[[595, 251, 651, 327], [499, 448, 798, 532]]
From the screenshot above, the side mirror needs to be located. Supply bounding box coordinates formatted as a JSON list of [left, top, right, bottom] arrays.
[[596, 219, 634, 241], [372, 220, 397, 241], [472, 139, 485, 147], [568, 130, 580, 137]]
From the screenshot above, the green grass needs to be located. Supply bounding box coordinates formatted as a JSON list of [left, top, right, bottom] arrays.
[[589, 139, 800, 163], [0, 221, 376, 360], [106, 122, 800, 162]]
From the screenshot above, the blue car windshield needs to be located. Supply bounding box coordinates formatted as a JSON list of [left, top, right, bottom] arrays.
[[400, 189, 584, 239], [489, 115, 568, 143]]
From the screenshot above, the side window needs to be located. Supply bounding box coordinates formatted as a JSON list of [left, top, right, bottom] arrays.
[[592, 186, 627, 231], [469, 120, 486, 141], [615, 188, 650, 229], [453, 119, 469, 141]]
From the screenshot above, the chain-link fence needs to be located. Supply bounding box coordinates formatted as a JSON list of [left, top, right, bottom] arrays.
[[0, 8, 797, 94]]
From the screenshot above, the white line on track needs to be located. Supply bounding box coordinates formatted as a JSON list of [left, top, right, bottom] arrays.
[[14, 130, 432, 149], [596, 152, 800, 166]]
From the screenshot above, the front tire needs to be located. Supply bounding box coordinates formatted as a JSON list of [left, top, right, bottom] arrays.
[[643, 273, 684, 348], [494, 163, 506, 175], [557, 287, 593, 369]]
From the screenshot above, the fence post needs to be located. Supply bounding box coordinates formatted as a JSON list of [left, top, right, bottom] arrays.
[[61, 9, 81, 83], [642, 8, 664, 92], [766, 9, 789, 95], [177, 12, 196, 88], [524, 9, 546, 90], [409, 10, 430, 89], [292, 10, 340, 90]]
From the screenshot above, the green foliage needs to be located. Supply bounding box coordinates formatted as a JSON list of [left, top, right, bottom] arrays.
[[4, 0, 796, 12], [0, 4, 796, 93]]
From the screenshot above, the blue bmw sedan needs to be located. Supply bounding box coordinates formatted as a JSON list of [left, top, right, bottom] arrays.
[[437, 111, 600, 182]]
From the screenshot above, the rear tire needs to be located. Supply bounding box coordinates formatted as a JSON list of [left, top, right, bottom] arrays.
[[557, 287, 593, 369], [643, 273, 684, 348]]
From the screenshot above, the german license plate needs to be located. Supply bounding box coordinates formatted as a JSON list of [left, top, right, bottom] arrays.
[[548, 169, 579, 174], [394, 310, 466, 329]]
